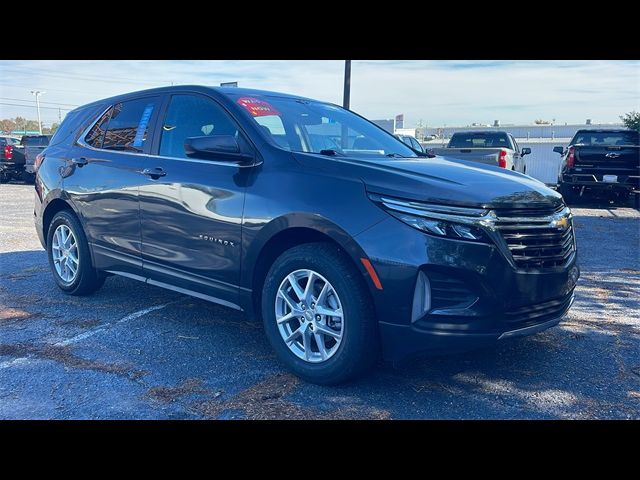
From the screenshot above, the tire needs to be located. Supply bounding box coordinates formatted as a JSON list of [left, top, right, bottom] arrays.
[[22, 171, 35, 184], [46, 210, 105, 296], [261, 242, 379, 385], [558, 183, 575, 204]]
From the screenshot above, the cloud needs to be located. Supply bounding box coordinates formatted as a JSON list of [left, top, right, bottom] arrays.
[[0, 60, 638, 127]]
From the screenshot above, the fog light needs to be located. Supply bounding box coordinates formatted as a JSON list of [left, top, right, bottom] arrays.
[[411, 271, 431, 323]]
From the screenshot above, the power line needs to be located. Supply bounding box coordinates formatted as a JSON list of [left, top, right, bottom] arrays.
[[2, 65, 168, 87], [0, 101, 72, 111], [2, 64, 165, 85], [0, 96, 79, 107]]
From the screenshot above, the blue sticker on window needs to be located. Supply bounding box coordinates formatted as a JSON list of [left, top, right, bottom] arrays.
[[133, 104, 155, 148]]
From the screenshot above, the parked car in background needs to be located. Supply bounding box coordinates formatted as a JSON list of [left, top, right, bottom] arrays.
[[21, 134, 52, 183], [35, 86, 578, 384], [431, 131, 531, 173], [554, 129, 639, 203], [395, 134, 425, 153], [0, 136, 26, 183]]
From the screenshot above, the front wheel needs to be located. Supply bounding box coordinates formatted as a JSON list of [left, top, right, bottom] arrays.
[[46, 210, 105, 295], [261, 243, 379, 385]]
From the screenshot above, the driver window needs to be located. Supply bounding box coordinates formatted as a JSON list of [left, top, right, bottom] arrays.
[[159, 94, 239, 159]]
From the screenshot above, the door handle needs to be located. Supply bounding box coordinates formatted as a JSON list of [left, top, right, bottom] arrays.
[[71, 157, 88, 167], [141, 167, 167, 179]]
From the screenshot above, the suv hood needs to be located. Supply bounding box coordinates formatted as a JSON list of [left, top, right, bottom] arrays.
[[294, 153, 563, 209]]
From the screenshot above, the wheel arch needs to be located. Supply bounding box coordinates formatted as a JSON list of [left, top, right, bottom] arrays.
[[243, 214, 377, 321]]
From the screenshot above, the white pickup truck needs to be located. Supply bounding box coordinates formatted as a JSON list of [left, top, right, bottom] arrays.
[[430, 131, 531, 173]]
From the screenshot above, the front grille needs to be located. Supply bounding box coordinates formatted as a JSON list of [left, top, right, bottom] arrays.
[[429, 271, 478, 309], [494, 204, 575, 271], [504, 292, 574, 328]]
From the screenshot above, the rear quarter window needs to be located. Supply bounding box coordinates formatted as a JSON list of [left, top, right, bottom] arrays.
[[50, 105, 104, 147]]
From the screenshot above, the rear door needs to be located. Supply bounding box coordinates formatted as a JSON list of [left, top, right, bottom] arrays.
[[138, 92, 251, 309], [65, 95, 162, 277]]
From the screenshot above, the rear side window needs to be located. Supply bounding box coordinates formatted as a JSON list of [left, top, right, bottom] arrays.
[[84, 108, 113, 148], [448, 133, 511, 148], [102, 97, 159, 152]]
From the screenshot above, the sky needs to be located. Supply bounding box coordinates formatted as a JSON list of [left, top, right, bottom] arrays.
[[1, 60, 638, 128]]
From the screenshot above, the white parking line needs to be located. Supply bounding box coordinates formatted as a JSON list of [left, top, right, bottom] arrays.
[[55, 301, 179, 347], [0, 301, 181, 370], [0, 357, 32, 369]]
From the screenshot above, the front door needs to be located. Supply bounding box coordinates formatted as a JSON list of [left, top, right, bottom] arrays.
[[139, 93, 251, 309]]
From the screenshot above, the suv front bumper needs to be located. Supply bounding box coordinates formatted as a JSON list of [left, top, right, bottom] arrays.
[[354, 217, 579, 361]]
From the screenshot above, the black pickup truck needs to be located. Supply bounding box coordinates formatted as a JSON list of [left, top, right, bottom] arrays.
[[0, 136, 26, 183], [554, 129, 639, 203]]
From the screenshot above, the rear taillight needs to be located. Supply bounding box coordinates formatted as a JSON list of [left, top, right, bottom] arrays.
[[34, 153, 45, 171], [566, 146, 575, 168], [3, 145, 13, 160], [498, 149, 507, 168]]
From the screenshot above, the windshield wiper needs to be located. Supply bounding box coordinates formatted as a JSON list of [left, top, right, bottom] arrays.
[[385, 153, 405, 158], [319, 149, 345, 156]]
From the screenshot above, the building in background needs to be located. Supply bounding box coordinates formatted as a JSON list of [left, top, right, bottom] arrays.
[[417, 121, 625, 142], [371, 119, 394, 133]]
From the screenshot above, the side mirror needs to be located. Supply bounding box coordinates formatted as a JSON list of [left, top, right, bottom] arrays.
[[553, 146, 565, 155], [521, 147, 531, 156], [184, 135, 245, 159]]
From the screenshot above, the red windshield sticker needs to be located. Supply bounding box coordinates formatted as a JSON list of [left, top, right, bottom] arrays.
[[237, 97, 280, 117]]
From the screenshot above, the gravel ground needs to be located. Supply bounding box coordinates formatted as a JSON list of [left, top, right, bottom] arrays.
[[1, 183, 639, 419]]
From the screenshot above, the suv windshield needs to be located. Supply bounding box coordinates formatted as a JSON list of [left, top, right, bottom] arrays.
[[572, 131, 639, 146], [229, 94, 417, 158], [448, 132, 511, 148]]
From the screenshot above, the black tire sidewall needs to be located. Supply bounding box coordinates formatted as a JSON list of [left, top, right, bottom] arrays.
[[261, 243, 378, 385], [46, 211, 96, 294]]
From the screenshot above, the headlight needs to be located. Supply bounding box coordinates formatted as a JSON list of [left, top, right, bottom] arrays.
[[369, 193, 494, 243]]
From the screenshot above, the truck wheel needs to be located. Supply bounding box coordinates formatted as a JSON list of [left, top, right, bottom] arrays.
[[261, 243, 379, 385], [46, 210, 106, 296], [559, 184, 575, 204]]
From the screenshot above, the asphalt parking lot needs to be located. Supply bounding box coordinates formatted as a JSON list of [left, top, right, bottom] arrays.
[[1, 183, 639, 419]]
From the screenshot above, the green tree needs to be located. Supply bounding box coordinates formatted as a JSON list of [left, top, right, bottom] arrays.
[[620, 111, 640, 132], [0, 119, 17, 134], [42, 123, 59, 135], [14, 116, 27, 133]]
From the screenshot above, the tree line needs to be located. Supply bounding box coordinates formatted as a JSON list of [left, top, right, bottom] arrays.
[[0, 117, 60, 135]]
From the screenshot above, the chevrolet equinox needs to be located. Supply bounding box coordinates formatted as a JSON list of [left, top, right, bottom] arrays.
[[34, 86, 580, 384]]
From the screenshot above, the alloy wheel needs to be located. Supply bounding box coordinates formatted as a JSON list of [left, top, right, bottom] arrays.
[[275, 269, 344, 363]]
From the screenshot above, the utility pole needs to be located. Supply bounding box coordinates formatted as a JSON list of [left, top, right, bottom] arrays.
[[31, 90, 45, 134], [58, 108, 62, 124], [342, 60, 351, 109], [341, 60, 352, 149]]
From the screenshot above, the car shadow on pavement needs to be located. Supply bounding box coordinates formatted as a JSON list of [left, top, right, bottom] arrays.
[[1, 249, 639, 420]]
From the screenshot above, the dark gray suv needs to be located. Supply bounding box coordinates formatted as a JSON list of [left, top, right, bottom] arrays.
[[34, 86, 579, 384]]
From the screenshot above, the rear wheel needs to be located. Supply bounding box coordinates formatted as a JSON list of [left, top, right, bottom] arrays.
[[261, 243, 379, 385], [46, 210, 105, 295], [559, 183, 575, 204], [22, 171, 36, 184]]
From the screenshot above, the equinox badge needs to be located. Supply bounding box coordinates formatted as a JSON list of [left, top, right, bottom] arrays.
[[198, 234, 235, 247]]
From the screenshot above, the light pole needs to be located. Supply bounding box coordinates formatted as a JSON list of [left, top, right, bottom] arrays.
[[31, 90, 45, 134], [343, 60, 351, 109]]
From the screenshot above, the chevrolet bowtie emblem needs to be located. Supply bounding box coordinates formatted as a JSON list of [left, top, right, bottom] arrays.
[[552, 217, 570, 230]]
